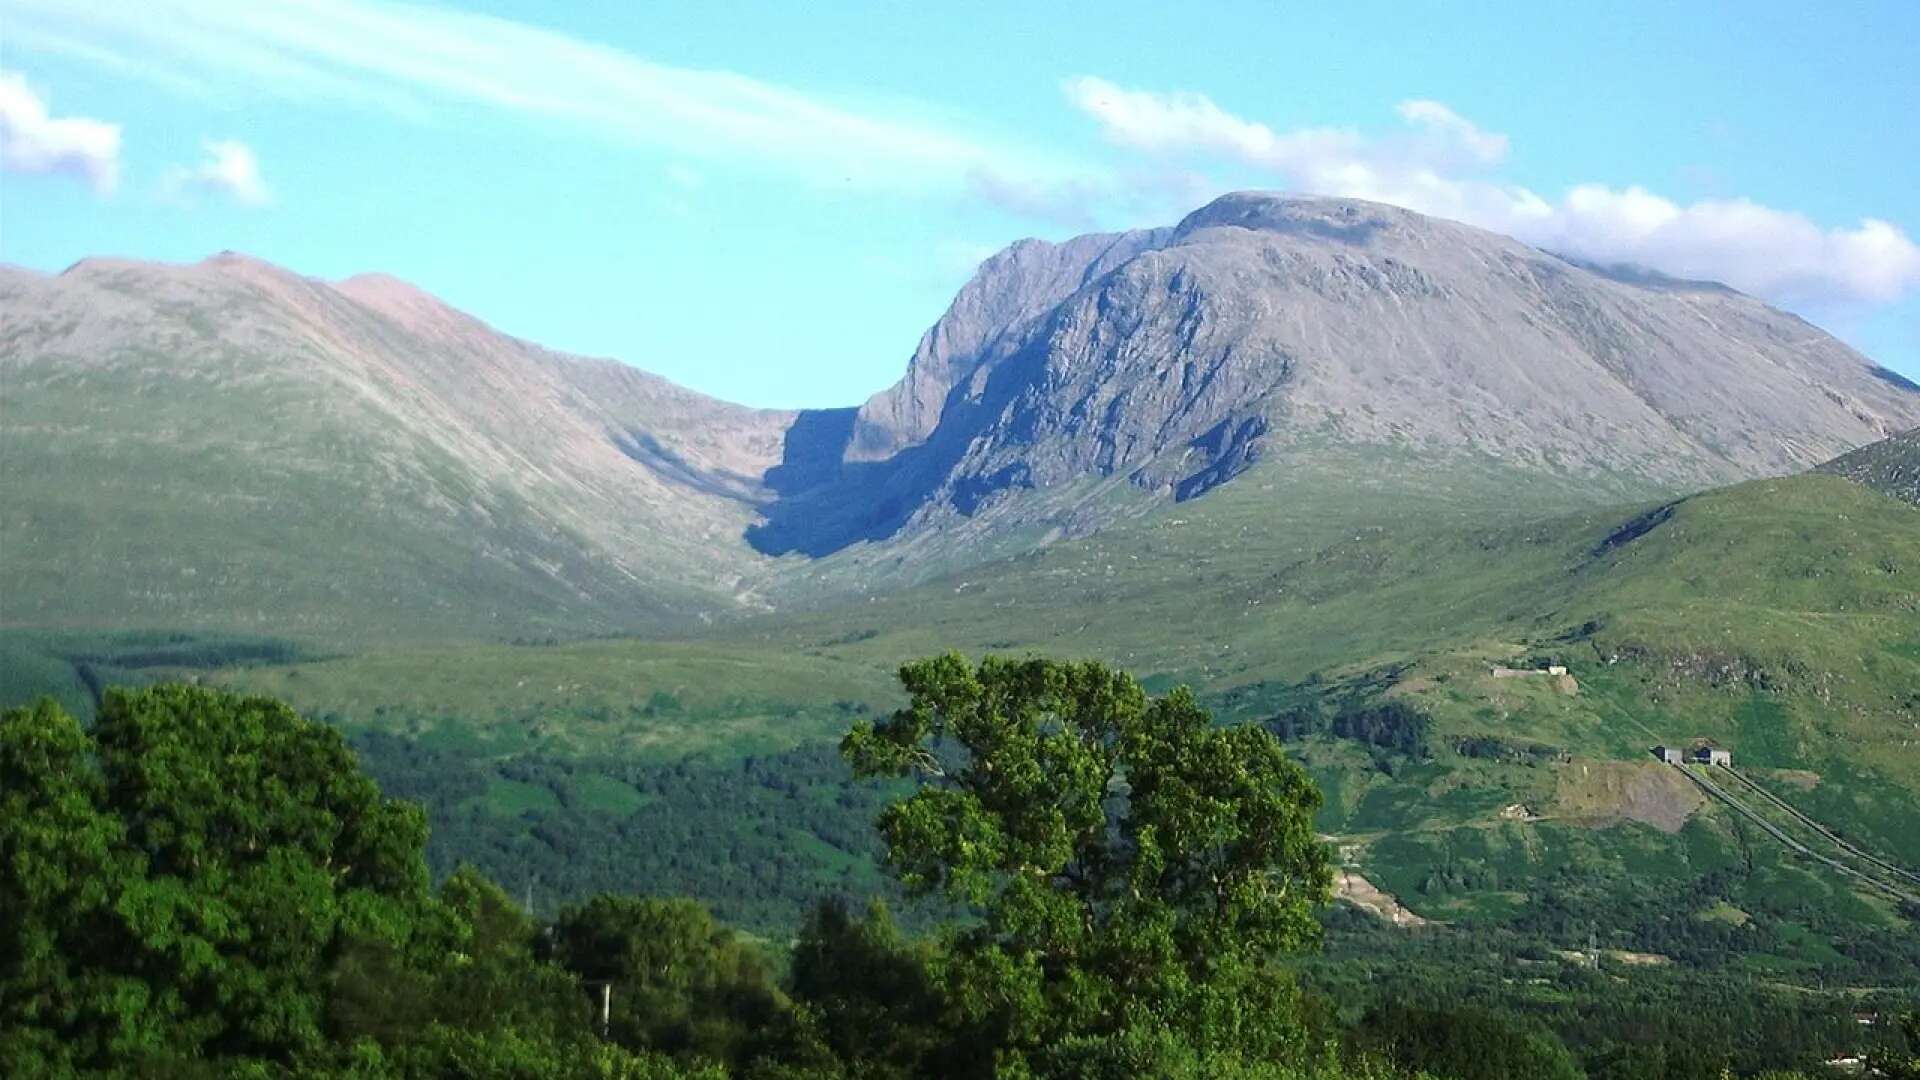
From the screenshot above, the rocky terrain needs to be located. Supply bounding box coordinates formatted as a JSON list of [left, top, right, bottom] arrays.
[[1816, 426, 1920, 505], [757, 194, 1920, 558]]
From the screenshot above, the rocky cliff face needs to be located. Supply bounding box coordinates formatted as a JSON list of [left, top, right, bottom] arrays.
[[846, 228, 1170, 462], [750, 193, 1920, 558]]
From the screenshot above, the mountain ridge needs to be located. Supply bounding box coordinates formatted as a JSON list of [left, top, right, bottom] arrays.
[[748, 193, 1920, 560], [5, 192, 1919, 639], [1, 252, 795, 639]]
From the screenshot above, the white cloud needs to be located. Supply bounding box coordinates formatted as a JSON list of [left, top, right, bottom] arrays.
[[9, 0, 1090, 214], [1064, 77, 1920, 309], [169, 137, 270, 205], [0, 68, 120, 192], [1393, 100, 1508, 167]]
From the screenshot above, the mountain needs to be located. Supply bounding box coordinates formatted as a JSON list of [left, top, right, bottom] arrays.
[[4, 193, 1918, 640], [1817, 426, 1920, 505], [845, 227, 1172, 463], [7, 194, 1920, 960], [0, 254, 792, 641], [752, 194, 1920, 559]]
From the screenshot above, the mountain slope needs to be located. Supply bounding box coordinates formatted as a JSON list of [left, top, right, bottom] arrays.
[[846, 227, 1172, 462], [5, 193, 1918, 639], [1816, 426, 1920, 505], [754, 194, 1920, 561], [185, 461, 1920, 936], [0, 254, 791, 640]]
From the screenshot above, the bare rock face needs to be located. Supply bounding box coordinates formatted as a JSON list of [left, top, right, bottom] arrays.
[[846, 228, 1169, 462], [751, 193, 1920, 557]]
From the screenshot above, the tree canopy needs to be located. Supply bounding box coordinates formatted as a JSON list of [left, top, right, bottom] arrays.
[[1, 686, 439, 1069], [0, 687, 703, 1077], [841, 653, 1335, 1076], [3, 667, 1876, 1079]]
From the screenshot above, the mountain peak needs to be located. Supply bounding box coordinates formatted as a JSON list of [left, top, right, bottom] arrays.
[[202, 249, 270, 268], [1173, 191, 1439, 243], [751, 191, 1920, 559]]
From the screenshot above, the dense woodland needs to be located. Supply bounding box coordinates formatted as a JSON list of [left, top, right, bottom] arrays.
[[3, 658, 1916, 1078]]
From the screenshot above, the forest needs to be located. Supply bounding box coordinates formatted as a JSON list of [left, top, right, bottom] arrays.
[[3, 657, 1915, 1079]]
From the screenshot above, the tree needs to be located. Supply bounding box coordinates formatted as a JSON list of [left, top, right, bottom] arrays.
[[546, 895, 788, 1068], [2, 687, 439, 1069], [327, 865, 588, 1051], [1872, 1010, 1920, 1080], [0, 698, 145, 1071], [2, 687, 718, 1077], [841, 654, 1334, 1076], [785, 898, 950, 1079], [1349, 1003, 1583, 1080], [2, 688, 464, 1071]]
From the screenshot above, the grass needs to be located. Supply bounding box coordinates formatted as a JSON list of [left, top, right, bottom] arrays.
[[211, 639, 900, 761], [565, 773, 652, 815], [474, 778, 563, 816], [0, 628, 327, 719]]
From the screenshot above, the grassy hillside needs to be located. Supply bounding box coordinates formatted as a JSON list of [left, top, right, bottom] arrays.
[[0, 259, 792, 643], [221, 638, 898, 761], [129, 459, 1914, 961]]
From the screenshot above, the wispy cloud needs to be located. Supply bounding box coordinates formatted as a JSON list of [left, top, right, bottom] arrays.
[[0, 68, 121, 193], [166, 138, 271, 206], [1064, 76, 1920, 309], [10, 0, 1092, 215]]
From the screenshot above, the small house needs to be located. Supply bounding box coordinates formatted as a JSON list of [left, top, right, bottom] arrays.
[[1692, 747, 1731, 767], [1653, 746, 1684, 764]]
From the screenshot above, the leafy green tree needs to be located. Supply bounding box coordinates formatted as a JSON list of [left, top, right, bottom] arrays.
[[0, 698, 148, 1071], [547, 894, 788, 1068], [841, 654, 1334, 1077], [1873, 1010, 1920, 1080], [364, 1024, 728, 1080], [1349, 1003, 1582, 1080], [2, 687, 442, 1070], [327, 865, 588, 1052], [785, 898, 951, 1078], [0, 687, 600, 1074]]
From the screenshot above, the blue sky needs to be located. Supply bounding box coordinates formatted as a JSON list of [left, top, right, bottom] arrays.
[[5, 0, 1918, 407]]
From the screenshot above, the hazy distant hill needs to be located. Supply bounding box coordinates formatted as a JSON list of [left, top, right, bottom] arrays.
[[4, 193, 1917, 639], [1816, 426, 1920, 505]]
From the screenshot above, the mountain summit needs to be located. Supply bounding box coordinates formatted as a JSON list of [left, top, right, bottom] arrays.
[[750, 193, 1920, 557], [4, 194, 1917, 636]]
